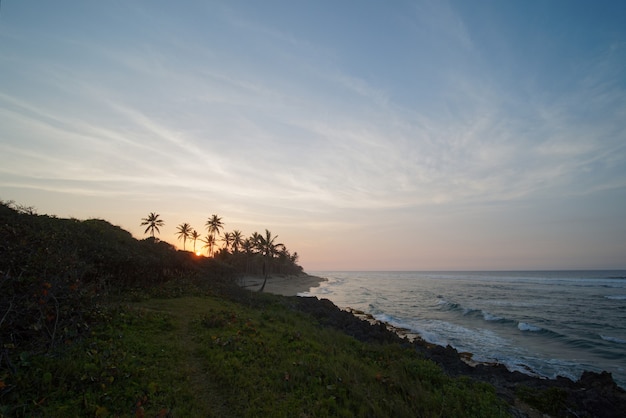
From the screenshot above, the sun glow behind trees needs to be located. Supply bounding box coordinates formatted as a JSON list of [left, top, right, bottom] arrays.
[[141, 212, 301, 276]]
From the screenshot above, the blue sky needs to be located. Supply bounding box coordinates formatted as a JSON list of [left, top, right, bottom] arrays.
[[1, 1, 625, 270]]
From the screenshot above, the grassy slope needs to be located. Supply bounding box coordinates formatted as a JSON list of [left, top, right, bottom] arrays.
[[5, 294, 509, 418]]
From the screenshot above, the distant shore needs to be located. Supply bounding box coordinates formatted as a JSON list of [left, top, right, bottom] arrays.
[[239, 273, 327, 296]]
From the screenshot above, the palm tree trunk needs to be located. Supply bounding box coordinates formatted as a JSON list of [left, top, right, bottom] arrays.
[[258, 259, 268, 292]]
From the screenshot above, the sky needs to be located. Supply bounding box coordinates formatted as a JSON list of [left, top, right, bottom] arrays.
[[1, 1, 625, 271]]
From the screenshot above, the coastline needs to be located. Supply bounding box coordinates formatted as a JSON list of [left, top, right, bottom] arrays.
[[239, 273, 327, 296], [290, 296, 626, 417], [235, 271, 626, 415], [305, 270, 626, 390]]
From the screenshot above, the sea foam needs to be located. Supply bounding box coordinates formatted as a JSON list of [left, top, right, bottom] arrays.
[[518, 322, 542, 332], [600, 335, 626, 344], [482, 311, 504, 321]]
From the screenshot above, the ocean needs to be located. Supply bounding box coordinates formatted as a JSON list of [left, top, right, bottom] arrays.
[[303, 270, 626, 389]]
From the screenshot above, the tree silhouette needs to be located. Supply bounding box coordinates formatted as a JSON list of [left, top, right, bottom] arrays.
[[141, 212, 164, 238], [250, 231, 262, 254], [201, 234, 216, 257], [176, 223, 193, 251], [255, 229, 284, 292], [221, 231, 233, 253], [231, 230, 244, 254], [205, 214, 223, 256], [190, 229, 201, 253]]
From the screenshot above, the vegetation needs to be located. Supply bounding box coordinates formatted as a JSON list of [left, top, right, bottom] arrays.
[[515, 386, 568, 416], [139, 211, 303, 277], [0, 201, 510, 417], [190, 229, 201, 254], [176, 223, 193, 251], [140, 212, 164, 238], [205, 214, 223, 257]]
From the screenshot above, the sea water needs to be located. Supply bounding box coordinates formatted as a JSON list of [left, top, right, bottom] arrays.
[[303, 271, 626, 389]]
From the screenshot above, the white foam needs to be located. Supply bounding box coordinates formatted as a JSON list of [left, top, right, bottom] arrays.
[[375, 313, 399, 324], [296, 292, 315, 297], [482, 311, 504, 321], [601, 335, 626, 344], [518, 322, 542, 332]]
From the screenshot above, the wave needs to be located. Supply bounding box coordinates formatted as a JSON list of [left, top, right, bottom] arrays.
[[482, 311, 505, 321], [600, 335, 626, 344], [518, 322, 542, 332], [435, 298, 571, 340], [605, 295, 626, 300], [436, 298, 459, 310], [437, 298, 507, 323]]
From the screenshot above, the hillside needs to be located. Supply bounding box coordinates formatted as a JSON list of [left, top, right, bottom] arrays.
[[1, 201, 625, 417]]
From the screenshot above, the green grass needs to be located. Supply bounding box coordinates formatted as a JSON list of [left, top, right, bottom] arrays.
[[1, 294, 510, 417]]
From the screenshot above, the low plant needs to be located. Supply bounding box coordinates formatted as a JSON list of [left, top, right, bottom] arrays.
[[516, 385, 568, 416]]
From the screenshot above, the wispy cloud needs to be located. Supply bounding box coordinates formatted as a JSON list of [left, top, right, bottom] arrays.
[[2, 0, 625, 268]]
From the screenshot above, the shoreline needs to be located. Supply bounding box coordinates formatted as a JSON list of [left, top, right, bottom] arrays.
[[236, 272, 626, 410], [241, 273, 615, 381], [238, 273, 327, 296], [290, 296, 626, 417], [343, 307, 545, 375]]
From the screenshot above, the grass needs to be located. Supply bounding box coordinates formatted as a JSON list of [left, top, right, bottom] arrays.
[[2, 294, 510, 417]]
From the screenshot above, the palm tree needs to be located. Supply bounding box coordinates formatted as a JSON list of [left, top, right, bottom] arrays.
[[256, 229, 284, 292], [205, 214, 224, 257], [250, 231, 262, 253], [190, 229, 201, 253], [242, 237, 254, 255], [141, 212, 164, 238], [201, 234, 216, 257], [221, 232, 233, 253], [176, 223, 193, 251], [231, 230, 244, 254], [242, 237, 254, 274]]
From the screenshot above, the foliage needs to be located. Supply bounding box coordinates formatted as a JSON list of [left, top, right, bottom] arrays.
[[2, 296, 509, 417], [175, 223, 193, 251], [1, 305, 199, 417], [516, 385, 569, 416], [140, 212, 164, 238], [0, 202, 235, 372], [188, 295, 508, 417]]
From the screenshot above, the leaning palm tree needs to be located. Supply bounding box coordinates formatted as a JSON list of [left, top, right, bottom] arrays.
[[176, 223, 193, 251], [190, 229, 201, 253], [256, 229, 284, 292], [141, 212, 164, 238], [242, 237, 255, 274]]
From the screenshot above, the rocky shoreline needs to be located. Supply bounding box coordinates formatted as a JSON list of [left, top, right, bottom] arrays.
[[289, 296, 626, 418]]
